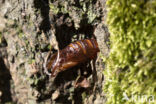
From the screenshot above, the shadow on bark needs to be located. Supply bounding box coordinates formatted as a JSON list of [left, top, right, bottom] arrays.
[[33, 0, 97, 103], [0, 57, 12, 103], [34, 0, 51, 32]]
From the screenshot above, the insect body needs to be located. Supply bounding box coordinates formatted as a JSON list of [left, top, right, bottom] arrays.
[[44, 38, 100, 77]]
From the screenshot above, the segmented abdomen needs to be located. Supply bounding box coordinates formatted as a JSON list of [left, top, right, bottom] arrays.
[[45, 38, 100, 76]]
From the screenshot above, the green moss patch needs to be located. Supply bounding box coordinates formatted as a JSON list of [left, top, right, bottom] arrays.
[[104, 0, 156, 104]]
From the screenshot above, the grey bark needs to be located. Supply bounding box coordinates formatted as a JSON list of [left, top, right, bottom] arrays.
[[0, 0, 109, 104]]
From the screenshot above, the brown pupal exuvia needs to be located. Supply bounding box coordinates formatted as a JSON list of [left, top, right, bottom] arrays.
[[44, 38, 100, 77]]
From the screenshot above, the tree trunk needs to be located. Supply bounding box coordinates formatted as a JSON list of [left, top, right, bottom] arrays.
[[0, 0, 109, 103]]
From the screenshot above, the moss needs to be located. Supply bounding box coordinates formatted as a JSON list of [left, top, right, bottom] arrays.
[[28, 59, 35, 64], [82, 92, 87, 101], [17, 27, 24, 38], [49, 0, 100, 25], [104, 0, 156, 104], [49, 3, 60, 14], [87, 4, 97, 23]]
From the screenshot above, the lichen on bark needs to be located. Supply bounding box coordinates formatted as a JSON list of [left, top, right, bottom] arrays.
[[0, 0, 109, 104]]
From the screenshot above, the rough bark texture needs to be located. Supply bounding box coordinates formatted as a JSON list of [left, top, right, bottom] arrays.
[[0, 0, 109, 104]]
